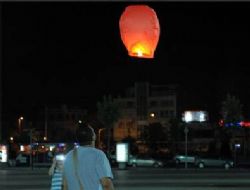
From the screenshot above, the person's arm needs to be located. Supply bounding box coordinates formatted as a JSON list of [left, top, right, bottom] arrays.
[[48, 157, 56, 176], [96, 151, 115, 190], [100, 177, 115, 190]]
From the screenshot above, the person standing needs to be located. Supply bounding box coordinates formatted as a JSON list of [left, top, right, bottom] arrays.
[[49, 144, 73, 190], [63, 123, 115, 190]]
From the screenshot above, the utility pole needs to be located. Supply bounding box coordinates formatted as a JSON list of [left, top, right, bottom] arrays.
[[23, 127, 34, 170], [184, 125, 189, 169], [29, 129, 33, 169], [0, 3, 3, 142], [44, 105, 48, 141]]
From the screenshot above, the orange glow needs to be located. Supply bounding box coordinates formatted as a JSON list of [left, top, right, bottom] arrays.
[[119, 5, 160, 59], [130, 42, 151, 57]]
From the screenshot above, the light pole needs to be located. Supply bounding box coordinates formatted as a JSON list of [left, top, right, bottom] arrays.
[[0, 4, 2, 143], [44, 105, 48, 141], [98, 128, 106, 148], [184, 125, 189, 169], [22, 128, 34, 170], [29, 129, 32, 169], [149, 112, 155, 118], [18, 116, 24, 133], [234, 143, 240, 166], [9, 136, 13, 142]]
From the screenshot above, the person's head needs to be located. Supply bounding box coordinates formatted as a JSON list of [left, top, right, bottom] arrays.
[[76, 123, 96, 147]]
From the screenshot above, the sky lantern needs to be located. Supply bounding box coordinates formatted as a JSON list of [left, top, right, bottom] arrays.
[[119, 5, 160, 59]]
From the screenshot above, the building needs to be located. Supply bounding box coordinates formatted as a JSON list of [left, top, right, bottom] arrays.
[[35, 104, 87, 142], [113, 82, 177, 142]]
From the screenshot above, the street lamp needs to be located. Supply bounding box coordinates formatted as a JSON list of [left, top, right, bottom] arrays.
[[234, 143, 241, 166], [98, 128, 106, 148], [18, 116, 24, 133], [182, 110, 208, 169], [184, 126, 189, 169], [23, 128, 34, 170], [150, 112, 155, 118]]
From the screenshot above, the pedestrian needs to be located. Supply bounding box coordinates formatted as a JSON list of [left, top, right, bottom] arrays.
[[49, 144, 73, 190], [62, 123, 115, 190]]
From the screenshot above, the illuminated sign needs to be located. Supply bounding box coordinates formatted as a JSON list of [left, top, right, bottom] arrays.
[[182, 111, 208, 123], [116, 143, 129, 162], [0, 145, 8, 163], [235, 144, 241, 148], [20, 145, 24, 151], [219, 120, 250, 128]]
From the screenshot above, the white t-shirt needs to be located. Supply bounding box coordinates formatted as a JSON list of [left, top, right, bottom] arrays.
[[63, 147, 113, 190]]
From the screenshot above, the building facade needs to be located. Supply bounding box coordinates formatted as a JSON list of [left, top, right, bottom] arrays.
[[35, 104, 87, 142], [113, 82, 177, 141]]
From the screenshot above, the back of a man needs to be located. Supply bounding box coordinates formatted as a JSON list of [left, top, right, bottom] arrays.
[[63, 123, 114, 190]]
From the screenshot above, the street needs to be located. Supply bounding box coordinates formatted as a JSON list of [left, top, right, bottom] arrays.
[[0, 167, 250, 190]]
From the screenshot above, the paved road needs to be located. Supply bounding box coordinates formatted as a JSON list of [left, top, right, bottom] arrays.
[[0, 167, 250, 190]]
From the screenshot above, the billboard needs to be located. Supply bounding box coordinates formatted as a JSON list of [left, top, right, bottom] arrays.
[[0, 145, 8, 163], [182, 111, 208, 123], [116, 143, 129, 162]]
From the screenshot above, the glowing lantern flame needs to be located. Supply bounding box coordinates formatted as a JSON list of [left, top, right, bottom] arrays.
[[119, 5, 160, 59]]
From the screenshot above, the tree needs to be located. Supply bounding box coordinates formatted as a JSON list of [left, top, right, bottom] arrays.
[[97, 95, 120, 154], [142, 122, 166, 154], [221, 93, 243, 124], [220, 93, 243, 158], [169, 118, 184, 154]]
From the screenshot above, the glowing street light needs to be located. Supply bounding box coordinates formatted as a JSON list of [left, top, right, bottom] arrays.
[[150, 112, 155, 118], [18, 116, 24, 133], [98, 128, 106, 148]]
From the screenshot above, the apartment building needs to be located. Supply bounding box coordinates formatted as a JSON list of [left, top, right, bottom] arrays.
[[113, 82, 177, 141], [35, 105, 87, 142]]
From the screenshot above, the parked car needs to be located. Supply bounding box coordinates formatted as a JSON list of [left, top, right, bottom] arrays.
[[8, 152, 30, 167], [108, 152, 117, 165], [108, 152, 134, 166], [128, 154, 164, 168], [173, 154, 196, 165], [195, 156, 234, 169]]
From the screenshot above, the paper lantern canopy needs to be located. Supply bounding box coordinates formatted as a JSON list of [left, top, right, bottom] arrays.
[[119, 5, 160, 58]]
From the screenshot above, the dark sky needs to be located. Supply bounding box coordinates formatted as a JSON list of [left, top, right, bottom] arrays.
[[2, 2, 250, 121]]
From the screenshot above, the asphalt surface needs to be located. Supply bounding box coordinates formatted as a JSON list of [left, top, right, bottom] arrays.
[[0, 166, 250, 190]]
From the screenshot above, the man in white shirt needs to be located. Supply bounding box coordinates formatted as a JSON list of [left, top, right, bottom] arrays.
[[63, 123, 115, 190]]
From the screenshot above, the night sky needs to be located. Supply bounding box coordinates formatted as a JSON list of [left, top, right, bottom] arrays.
[[2, 2, 250, 122]]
